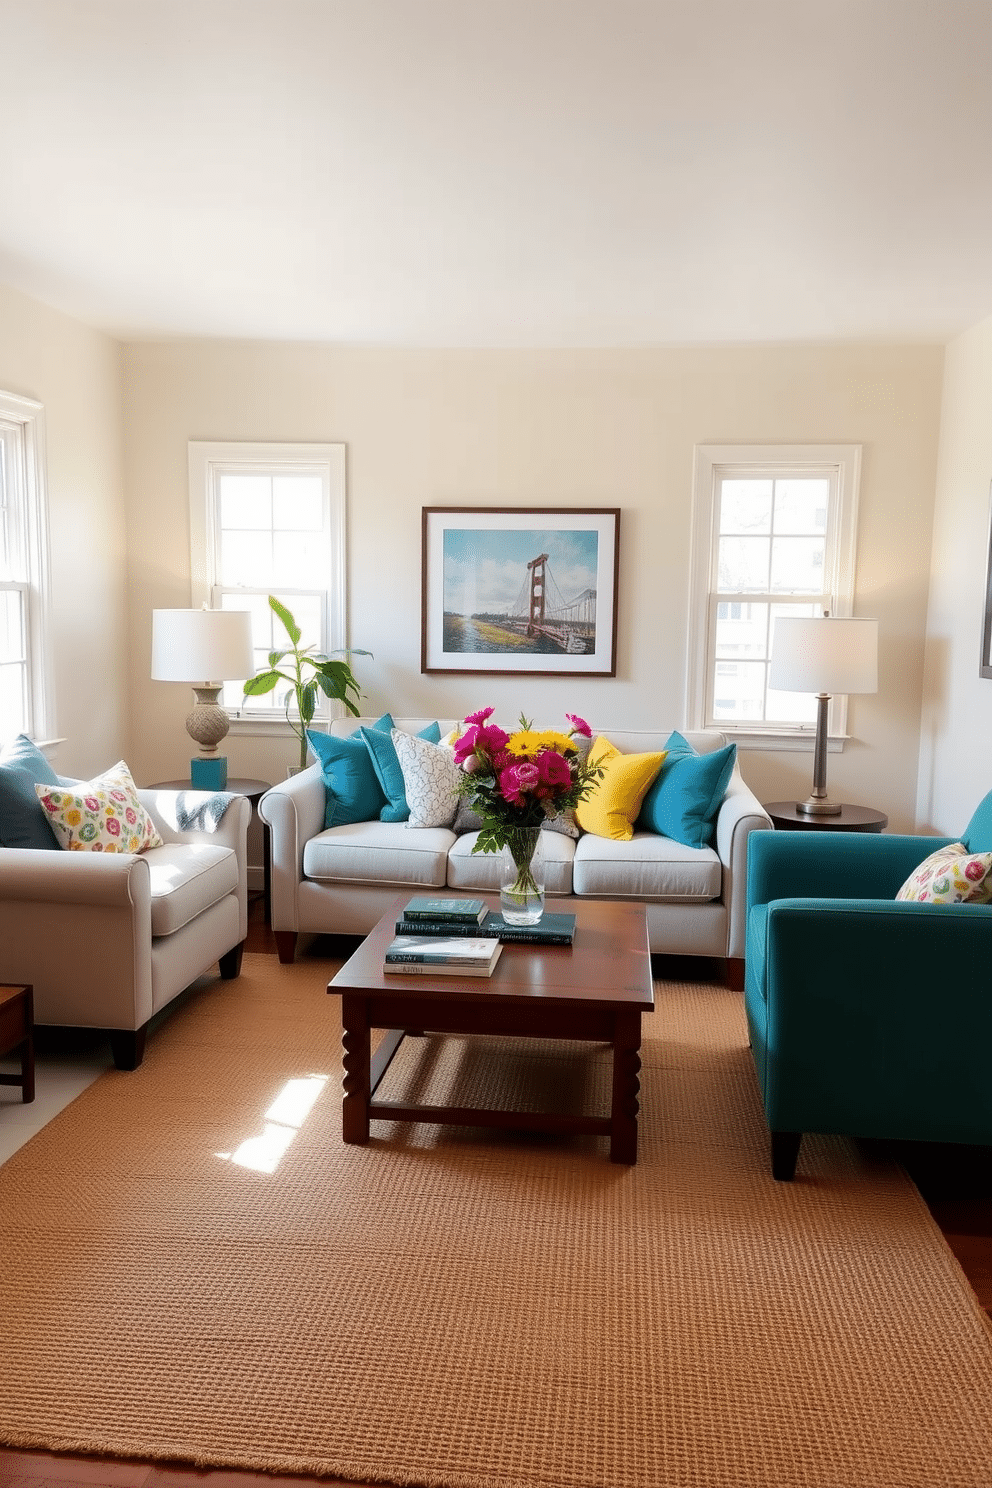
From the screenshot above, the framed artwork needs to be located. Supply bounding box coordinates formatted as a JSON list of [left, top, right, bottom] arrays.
[[982, 483, 992, 678], [421, 507, 620, 676]]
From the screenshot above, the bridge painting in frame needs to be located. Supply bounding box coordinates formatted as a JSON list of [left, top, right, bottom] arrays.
[[421, 507, 620, 676]]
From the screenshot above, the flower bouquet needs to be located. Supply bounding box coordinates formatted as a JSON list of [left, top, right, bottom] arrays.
[[452, 709, 601, 924]]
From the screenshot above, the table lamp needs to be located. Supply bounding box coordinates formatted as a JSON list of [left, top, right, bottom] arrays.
[[769, 615, 878, 816], [151, 607, 254, 788]]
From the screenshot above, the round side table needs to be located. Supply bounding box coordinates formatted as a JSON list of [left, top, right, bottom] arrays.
[[763, 801, 888, 833], [149, 777, 272, 919]]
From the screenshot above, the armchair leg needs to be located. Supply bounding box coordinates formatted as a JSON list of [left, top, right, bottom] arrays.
[[275, 931, 298, 964], [771, 1130, 802, 1181], [219, 940, 245, 980], [109, 1024, 148, 1071]]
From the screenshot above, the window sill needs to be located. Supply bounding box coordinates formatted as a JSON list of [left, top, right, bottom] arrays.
[[716, 727, 851, 753]]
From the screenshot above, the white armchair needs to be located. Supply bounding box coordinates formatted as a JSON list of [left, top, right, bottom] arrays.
[[0, 788, 250, 1069]]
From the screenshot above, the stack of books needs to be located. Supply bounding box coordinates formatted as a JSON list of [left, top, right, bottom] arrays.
[[383, 934, 503, 978], [393, 896, 577, 946]]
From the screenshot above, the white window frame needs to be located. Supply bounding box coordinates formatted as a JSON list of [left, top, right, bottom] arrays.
[[188, 441, 347, 734], [0, 390, 53, 743], [687, 444, 862, 749]]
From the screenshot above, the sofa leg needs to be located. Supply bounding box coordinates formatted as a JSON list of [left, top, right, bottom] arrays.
[[219, 940, 245, 980], [771, 1130, 802, 1181], [109, 1025, 148, 1071], [275, 930, 298, 964], [725, 957, 745, 991]]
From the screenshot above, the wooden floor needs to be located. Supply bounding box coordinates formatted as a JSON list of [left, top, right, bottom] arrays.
[[2, 902, 989, 1488]]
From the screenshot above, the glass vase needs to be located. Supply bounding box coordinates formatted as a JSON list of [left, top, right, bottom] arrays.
[[500, 825, 545, 925]]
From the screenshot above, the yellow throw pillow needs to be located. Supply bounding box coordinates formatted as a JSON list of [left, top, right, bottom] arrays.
[[575, 736, 667, 841]]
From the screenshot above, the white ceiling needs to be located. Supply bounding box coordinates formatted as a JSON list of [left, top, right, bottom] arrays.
[[2, 0, 992, 347]]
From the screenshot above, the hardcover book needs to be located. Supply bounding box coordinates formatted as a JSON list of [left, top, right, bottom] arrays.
[[383, 935, 503, 977], [402, 897, 488, 924], [394, 912, 576, 945]]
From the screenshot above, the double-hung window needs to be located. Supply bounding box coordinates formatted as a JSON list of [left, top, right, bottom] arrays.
[[687, 444, 862, 743], [0, 391, 51, 742], [188, 442, 347, 727]]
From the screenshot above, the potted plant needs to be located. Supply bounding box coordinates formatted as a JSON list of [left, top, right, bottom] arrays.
[[242, 596, 369, 770]]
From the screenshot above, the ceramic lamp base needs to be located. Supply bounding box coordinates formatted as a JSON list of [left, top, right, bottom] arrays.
[[191, 756, 228, 790]]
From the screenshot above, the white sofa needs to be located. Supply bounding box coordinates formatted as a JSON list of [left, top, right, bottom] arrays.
[[260, 719, 771, 986], [0, 788, 251, 1069]]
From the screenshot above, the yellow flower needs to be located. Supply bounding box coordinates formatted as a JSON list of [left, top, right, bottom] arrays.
[[506, 729, 575, 758], [65, 808, 82, 827]]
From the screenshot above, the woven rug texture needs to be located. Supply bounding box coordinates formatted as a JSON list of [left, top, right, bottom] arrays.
[[1, 952, 991, 1488]]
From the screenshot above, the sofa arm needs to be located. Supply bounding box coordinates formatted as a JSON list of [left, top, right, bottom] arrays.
[[0, 844, 151, 908], [746, 830, 956, 911], [258, 764, 327, 932], [140, 789, 251, 941], [714, 769, 773, 961], [758, 897, 992, 1141]]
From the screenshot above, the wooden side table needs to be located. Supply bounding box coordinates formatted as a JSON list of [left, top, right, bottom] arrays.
[[150, 777, 272, 921], [764, 801, 888, 834], [0, 984, 35, 1103]]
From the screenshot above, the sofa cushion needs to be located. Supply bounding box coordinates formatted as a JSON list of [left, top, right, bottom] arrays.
[[572, 830, 722, 900], [146, 841, 240, 936], [0, 734, 61, 849], [303, 820, 453, 889], [393, 730, 462, 828], [446, 829, 575, 895], [636, 732, 737, 849], [361, 719, 442, 822], [574, 736, 667, 841], [36, 762, 164, 853], [306, 729, 387, 828]]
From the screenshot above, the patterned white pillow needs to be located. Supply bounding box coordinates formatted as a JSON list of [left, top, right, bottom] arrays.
[[35, 761, 164, 853], [895, 842, 992, 904], [392, 730, 462, 829]]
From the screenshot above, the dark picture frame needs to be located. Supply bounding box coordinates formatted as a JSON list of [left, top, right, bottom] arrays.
[[983, 483, 992, 679], [421, 507, 620, 676]]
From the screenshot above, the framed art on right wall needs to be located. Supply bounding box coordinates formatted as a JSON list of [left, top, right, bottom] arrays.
[[982, 483, 992, 679]]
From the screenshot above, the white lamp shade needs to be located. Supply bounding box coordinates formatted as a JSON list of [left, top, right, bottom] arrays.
[[151, 608, 254, 683], [769, 616, 878, 695]]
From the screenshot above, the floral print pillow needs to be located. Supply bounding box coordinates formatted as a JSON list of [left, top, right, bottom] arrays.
[[895, 842, 992, 904], [35, 761, 163, 853]]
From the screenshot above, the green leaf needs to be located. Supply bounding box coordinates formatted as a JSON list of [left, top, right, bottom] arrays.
[[242, 670, 284, 697], [299, 680, 317, 726], [268, 595, 301, 646]]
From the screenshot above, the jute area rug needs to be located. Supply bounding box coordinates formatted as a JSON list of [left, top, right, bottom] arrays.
[[1, 953, 991, 1488]]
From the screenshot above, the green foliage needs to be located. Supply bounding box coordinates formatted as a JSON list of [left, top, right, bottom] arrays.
[[243, 596, 370, 769]]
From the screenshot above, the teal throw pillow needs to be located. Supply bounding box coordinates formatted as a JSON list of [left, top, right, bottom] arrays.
[[306, 729, 387, 829], [360, 720, 442, 822], [963, 788, 992, 854], [0, 734, 62, 849], [636, 732, 737, 849]]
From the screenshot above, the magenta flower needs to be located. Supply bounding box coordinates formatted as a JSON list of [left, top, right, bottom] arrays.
[[453, 727, 480, 764], [566, 713, 591, 738], [106, 817, 121, 836], [464, 707, 495, 726], [499, 760, 540, 805], [537, 750, 571, 790]]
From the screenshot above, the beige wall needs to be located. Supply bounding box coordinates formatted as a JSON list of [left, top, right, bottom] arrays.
[[918, 312, 992, 833], [0, 283, 126, 777], [123, 340, 942, 831]]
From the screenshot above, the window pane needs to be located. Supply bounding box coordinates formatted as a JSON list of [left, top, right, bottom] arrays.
[[712, 660, 766, 721], [773, 479, 829, 535], [273, 476, 324, 530], [0, 661, 27, 736], [221, 531, 273, 586], [272, 532, 325, 588], [770, 536, 825, 593], [767, 685, 818, 725], [718, 536, 770, 592], [220, 475, 271, 530], [0, 588, 25, 662], [715, 602, 768, 659], [720, 480, 772, 534]]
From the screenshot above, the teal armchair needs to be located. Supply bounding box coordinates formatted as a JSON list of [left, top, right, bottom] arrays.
[[744, 793, 992, 1180]]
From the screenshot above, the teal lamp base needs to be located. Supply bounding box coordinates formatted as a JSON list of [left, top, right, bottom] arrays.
[[191, 756, 228, 790]]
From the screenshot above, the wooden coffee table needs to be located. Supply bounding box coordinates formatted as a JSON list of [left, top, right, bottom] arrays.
[[327, 896, 653, 1164]]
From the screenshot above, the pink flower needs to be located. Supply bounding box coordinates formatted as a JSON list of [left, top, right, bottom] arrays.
[[537, 750, 572, 790], [499, 760, 540, 805], [106, 817, 121, 836], [84, 796, 99, 811], [566, 713, 591, 737], [453, 727, 480, 764], [464, 707, 495, 726]]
